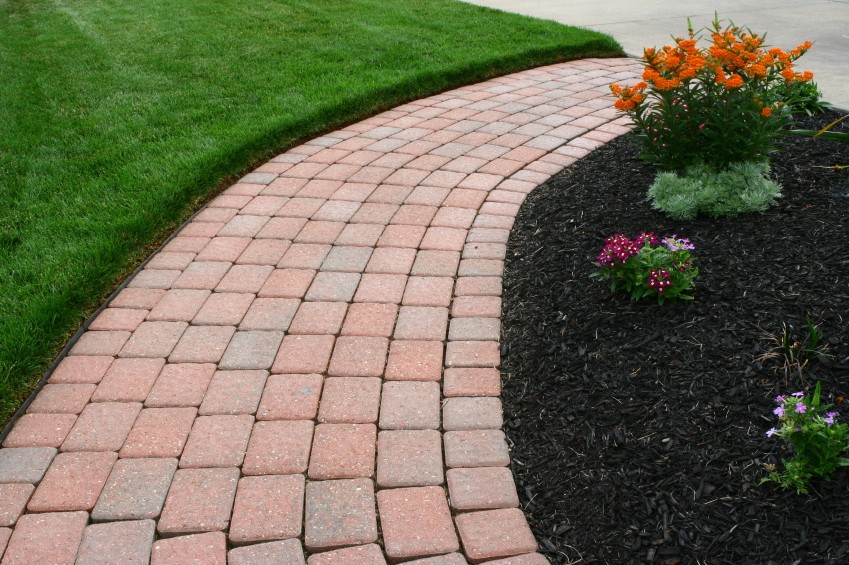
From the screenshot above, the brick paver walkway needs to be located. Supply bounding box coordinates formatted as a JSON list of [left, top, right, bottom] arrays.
[[0, 58, 640, 564]]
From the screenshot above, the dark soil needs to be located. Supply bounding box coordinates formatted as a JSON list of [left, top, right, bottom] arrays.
[[501, 109, 849, 565]]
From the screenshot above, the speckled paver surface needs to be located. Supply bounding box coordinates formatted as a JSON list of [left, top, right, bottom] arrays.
[[0, 57, 640, 564]]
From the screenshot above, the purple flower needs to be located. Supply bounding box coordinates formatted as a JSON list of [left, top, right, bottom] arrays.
[[775, 395, 786, 403], [774, 405, 785, 417], [824, 411, 838, 425], [795, 402, 807, 414], [792, 392, 804, 398], [662, 235, 696, 252], [766, 427, 778, 437]]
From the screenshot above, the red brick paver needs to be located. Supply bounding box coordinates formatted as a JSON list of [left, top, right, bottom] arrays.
[[0, 58, 640, 563]]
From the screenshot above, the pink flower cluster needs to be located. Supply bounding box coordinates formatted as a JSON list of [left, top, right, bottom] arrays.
[[647, 268, 672, 293], [596, 231, 658, 267]]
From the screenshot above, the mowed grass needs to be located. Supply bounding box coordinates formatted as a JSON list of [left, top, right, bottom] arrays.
[[0, 0, 622, 426]]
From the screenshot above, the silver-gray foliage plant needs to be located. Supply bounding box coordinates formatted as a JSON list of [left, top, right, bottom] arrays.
[[648, 160, 782, 220]]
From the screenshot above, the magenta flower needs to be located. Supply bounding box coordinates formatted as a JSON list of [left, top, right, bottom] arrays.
[[795, 402, 807, 414]]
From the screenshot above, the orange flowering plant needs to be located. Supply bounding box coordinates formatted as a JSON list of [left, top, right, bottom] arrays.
[[611, 16, 814, 172]]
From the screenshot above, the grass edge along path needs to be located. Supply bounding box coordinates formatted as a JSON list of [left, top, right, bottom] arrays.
[[0, 0, 622, 427]]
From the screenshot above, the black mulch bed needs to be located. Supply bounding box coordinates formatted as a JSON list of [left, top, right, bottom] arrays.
[[501, 109, 849, 565]]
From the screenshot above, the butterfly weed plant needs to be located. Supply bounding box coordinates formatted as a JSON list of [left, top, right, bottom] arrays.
[[609, 16, 815, 219]]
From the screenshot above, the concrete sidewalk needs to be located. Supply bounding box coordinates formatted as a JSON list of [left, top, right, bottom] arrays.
[[464, 0, 849, 110]]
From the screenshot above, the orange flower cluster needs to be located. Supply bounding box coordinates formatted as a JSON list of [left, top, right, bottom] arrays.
[[610, 82, 647, 111]]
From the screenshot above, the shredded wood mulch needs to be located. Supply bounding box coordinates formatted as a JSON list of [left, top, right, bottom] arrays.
[[501, 109, 849, 564]]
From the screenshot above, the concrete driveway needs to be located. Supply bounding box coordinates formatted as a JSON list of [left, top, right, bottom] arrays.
[[464, 0, 849, 110]]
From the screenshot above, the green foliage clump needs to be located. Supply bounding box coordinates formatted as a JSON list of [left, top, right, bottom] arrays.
[[771, 80, 829, 116], [647, 161, 782, 220]]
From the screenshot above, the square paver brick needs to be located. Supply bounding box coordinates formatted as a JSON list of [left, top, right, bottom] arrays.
[[127, 270, 180, 290], [92, 457, 178, 521], [271, 335, 334, 374], [218, 330, 284, 370], [462, 242, 506, 261], [443, 189, 487, 210], [259, 269, 315, 298], [304, 478, 377, 551], [295, 221, 346, 244], [391, 205, 438, 226], [60, 402, 141, 452], [448, 318, 501, 342], [158, 467, 240, 535], [405, 185, 451, 207], [179, 415, 253, 468], [452, 296, 502, 318], [70, 331, 131, 357], [91, 358, 165, 403], [0, 447, 57, 483], [147, 289, 211, 322], [341, 303, 397, 337], [172, 262, 231, 290], [318, 377, 381, 423], [218, 215, 269, 238], [443, 397, 503, 431], [353, 274, 407, 304], [312, 201, 361, 222], [377, 224, 427, 249], [119, 407, 197, 458], [28, 451, 117, 512], [198, 370, 268, 415], [304, 272, 360, 302], [26, 384, 95, 415], [379, 382, 440, 430], [335, 223, 384, 247], [256, 216, 307, 239], [466, 228, 509, 244], [196, 237, 251, 262], [278, 243, 332, 270], [240, 297, 299, 331], [145, 363, 216, 407], [257, 374, 323, 420], [89, 308, 149, 332], [110, 288, 166, 310], [2, 414, 77, 449], [377, 430, 443, 488], [215, 265, 273, 293], [242, 420, 314, 475], [150, 532, 227, 564], [307, 424, 376, 479], [385, 340, 443, 382], [327, 336, 388, 377], [394, 306, 448, 341], [454, 276, 502, 296], [163, 237, 210, 254], [288, 302, 348, 335], [445, 341, 500, 368], [229, 539, 305, 565], [119, 322, 187, 358], [455, 509, 538, 562], [229, 474, 305, 544], [48, 355, 113, 384], [237, 239, 290, 265], [168, 325, 235, 364], [411, 250, 461, 277], [0, 484, 33, 527], [377, 486, 459, 560], [403, 277, 454, 307], [240, 195, 287, 215], [75, 519, 156, 565], [367, 184, 414, 204], [444, 430, 510, 468], [193, 293, 254, 326], [321, 246, 373, 272], [0, 511, 88, 565], [420, 227, 467, 252], [349, 203, 398, 225], [446, 467, 519, 511], [365, 247, 418, 275], [443, 368, 501, 397]]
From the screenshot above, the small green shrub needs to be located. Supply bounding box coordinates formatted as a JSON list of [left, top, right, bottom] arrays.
[[647, 161, 782, 220], [771, 80, 829, 116]]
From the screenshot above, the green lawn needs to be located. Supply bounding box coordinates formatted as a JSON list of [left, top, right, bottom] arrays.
[[0, 0, 622, 426]]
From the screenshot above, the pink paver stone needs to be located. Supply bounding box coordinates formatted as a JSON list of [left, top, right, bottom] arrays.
[[317, 377, 382, 423], [172, 261, 231, 290], [0, 484, 33, 527], [70, 331, 130, 357], [288, 301, 348, 335], [455, 508, 538, 562], [403, 277, 455, 307], [0, 528, 11, 561], [119, 407, 197, 458], [111, 288, 166, 310], [119, 321, 187, 358], [446, 467, 520, 511], [229, 474, 305, 544], [259, 268, 316, 299], [353, 273, 407, 304], [48, 355, 113, 384], [145, 363, 216, 407], [443, 368, 501, 397], [179, 414, 254, 468], [229, 539, 306, 565], [403, 553, 468, 564], [167, 325, 237, 364], [307, 544, 387, 565], [445, 341, 500, 368], [308, 423, 376, 479], [442, 397, 503, 430], [193, 292, 254, 326], [394, 306, 449, 340], [340, 303, 398, 337], [1, 511, 88, 565], [26, 384, 95, 414], [240, 298, 300, 331], [27, 451, 117, 512], [327, 336, 389, 377], [377, 486, 460, 560], [75, 519, 156, 565], [60, 401, 141, 452], [304, 478, 377, 551], [243, 420, 314, 475], [379, 381, 441, 430], [158, 467, 240, 535], [92, 457, 178, 520], [257, 374, 323, 420], [89, 307, 149, 332], [0, 447, 57, 483], [484, 554, 550, 564], [452, 295, 502, 318], [198, 370, 268, 415], [444, 430, 510, 468], [377, 429, 443, 487], [385, 340, 444, 381], [151, 532, 227, 565], [91, 357, 165, 402], [272, 335, 335, 374]]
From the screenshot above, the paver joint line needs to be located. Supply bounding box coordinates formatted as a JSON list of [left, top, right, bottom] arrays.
[[0, 57, 641, 563]]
